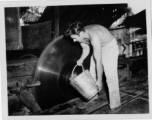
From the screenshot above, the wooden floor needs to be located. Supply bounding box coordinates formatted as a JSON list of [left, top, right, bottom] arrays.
[[7, 58, 149, 115], [36, 74, 148, 115]]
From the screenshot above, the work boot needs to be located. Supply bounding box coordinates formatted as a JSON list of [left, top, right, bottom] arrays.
[[108, 106, 121, 114]]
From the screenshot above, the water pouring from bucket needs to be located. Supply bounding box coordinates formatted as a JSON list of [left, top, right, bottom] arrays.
[[70, 64, 99, 101]]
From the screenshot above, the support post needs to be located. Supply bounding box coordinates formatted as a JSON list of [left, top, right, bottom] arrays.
[[52, 6, 59, 40]]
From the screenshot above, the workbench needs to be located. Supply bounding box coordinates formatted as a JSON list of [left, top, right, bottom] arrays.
[[118, 56, 147, 80]]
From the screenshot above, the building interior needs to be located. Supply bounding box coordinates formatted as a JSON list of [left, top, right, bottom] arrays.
[[5, 4, 148, 115]]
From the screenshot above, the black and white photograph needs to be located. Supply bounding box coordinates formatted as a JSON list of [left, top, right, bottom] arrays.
[[0, 0, 152, 119]]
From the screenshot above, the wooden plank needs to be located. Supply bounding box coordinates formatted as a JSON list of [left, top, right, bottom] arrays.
[[7, 61, 36, 79], [7, 69, 33, 78], [91, 105, 110, 114], [121, 95, 135, 105], [7, 59, 37, 65], [141, 93, 148, 100], [109, 98, 149, 114], [54, 93, 108, 115], [7, 76, 33, 89]]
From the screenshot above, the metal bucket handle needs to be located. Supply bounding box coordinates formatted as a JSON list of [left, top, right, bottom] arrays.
[[71, 65, 99, 91], [71, 64, 85, 78]]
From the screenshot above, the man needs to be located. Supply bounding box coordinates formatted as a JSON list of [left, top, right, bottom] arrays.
[[65, 21, 121, 110]]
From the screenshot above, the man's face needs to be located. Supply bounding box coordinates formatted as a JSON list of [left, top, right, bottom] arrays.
[[70, 32, 83, 43]]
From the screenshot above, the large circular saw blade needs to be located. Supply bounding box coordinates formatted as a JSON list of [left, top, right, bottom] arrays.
[[33, 35, 91, 110]]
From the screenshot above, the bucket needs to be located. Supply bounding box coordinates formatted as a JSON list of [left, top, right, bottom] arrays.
[[70, 65, 99, 101]]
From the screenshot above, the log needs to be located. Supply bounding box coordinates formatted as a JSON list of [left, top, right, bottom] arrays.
[[15, 89, 41, 113], [8, 94, 23, 115]]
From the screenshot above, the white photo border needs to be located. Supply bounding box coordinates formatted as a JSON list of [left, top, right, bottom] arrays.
[[0, 0, 152, 120]]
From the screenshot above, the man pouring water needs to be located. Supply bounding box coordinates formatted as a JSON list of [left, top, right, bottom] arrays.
[[65, 21, 121, 110]]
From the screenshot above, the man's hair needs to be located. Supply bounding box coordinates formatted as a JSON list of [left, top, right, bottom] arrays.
[[64, 21, 84, 36]]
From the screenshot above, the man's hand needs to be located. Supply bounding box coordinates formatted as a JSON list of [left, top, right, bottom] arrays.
[[77, 59, 83, 66]]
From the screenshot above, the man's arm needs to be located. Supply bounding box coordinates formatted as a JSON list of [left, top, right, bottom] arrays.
[[77, 43, 90, 66], [91, 37, 103, 90]]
